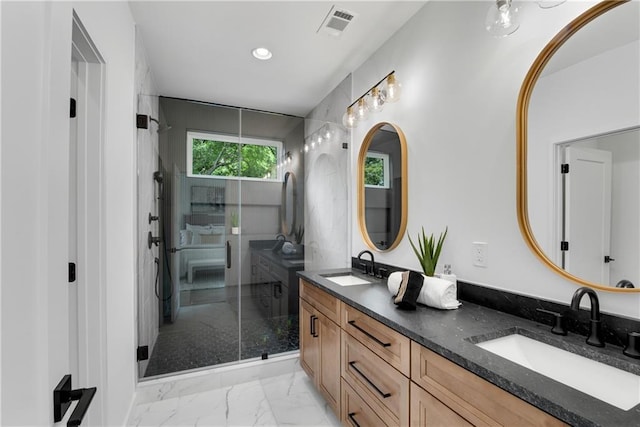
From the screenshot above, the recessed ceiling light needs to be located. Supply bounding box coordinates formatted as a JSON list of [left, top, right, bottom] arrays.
[[252, 47, 272, 60]]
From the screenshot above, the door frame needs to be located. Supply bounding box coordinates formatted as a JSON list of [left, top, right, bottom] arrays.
[[69, 11, 107, 425]]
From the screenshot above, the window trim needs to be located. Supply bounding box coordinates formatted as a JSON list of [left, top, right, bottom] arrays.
[[186, 130, 283, 181]]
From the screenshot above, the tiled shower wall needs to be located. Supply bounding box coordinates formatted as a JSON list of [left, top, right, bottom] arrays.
[[304, 75, 352, 270], [135, 28, 160, 378]]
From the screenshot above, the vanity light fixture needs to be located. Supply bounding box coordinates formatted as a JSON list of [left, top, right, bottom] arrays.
[[485, 0, 521, 37], [277, 151, 293, 169], [304, 122, 341, 154], [251, 47, 272, 60], [343, 71, 400, 129]]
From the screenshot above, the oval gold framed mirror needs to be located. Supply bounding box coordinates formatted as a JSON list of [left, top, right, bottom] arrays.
[[517, 0, 639, 292], [358, 122, 408, 251], [281, 171, 297, 235]]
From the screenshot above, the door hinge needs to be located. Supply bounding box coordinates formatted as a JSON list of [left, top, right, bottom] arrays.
[[560, 241, 569, 251], [68, 262, 76, 283], [70, 98, 76, 118], [137, 345, 149, 361], [561, 163, 569, 174], [604, 255, 615, 263]]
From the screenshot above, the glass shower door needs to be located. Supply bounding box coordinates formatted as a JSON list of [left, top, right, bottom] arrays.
[[140, 97, 304, 378]]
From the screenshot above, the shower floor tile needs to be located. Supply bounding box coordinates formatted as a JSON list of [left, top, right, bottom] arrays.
[[144, 290, 299, 377]]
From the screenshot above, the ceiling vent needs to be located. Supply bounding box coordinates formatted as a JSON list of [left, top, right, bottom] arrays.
[[317, 5, 356, 37]]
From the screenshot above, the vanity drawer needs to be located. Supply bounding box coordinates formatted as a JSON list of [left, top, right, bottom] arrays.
[[342, 331, 409, 426], [411, 342, 566, 427], [300, 280, 341, 324], [410, 382, 475, 427], [341, 378, 397, 427], [342, 303, 411, 376]]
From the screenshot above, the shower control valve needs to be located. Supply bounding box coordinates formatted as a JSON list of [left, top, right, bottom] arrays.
[[148, 231, 161, 249]]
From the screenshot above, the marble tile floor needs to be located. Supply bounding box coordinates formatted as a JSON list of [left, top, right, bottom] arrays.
[[129, 366, 341, 426]]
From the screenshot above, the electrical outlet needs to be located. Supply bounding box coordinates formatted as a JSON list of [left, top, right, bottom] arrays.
[[472, 242, 488, 267]]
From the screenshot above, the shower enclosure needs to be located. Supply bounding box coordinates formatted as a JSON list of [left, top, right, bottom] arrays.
[[137, 97, 305, 378]]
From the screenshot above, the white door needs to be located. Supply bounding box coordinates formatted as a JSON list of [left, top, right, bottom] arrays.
[[563, 146, 613, 284]]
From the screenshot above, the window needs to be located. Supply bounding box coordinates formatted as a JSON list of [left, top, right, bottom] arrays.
[[364, 151, 390, 188], [187, 131, 282, 181]]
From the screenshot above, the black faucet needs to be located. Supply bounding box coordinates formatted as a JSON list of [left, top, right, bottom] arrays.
[[570, 287, 604, 347], [357, 250, 376, 276]]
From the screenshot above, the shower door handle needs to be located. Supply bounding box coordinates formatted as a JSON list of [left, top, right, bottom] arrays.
[[226, 241, 231, 269]]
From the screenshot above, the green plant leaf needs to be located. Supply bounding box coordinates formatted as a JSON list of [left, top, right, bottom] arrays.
[[409, 226, 448, 276]]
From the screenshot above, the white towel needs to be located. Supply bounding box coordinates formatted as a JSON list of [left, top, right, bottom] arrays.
[[387, 271, 461, 310]]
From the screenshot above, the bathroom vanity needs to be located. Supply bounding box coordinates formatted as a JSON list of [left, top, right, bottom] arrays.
[[249, 241, 304, 319], [298, 270, 640, 426]]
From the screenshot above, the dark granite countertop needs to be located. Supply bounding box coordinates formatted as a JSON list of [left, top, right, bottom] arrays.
[[298, 268, 640, 427], [249, 240, 305, 270]]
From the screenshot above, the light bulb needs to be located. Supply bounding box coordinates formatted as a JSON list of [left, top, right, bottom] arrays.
[[485, 0, 520, 37], [323, 124, 332, 140], [385, 74, 401, 103], [342, 106, 358, 128], [370, 87, 386, 112], [537, 0, 565, 8], [356, 98, 370, 121]]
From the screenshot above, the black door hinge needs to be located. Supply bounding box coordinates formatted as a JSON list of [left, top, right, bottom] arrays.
[[137, 345, 149, 361], [560, 241, 569, 251], [604, 256, 615, 263], [70, 98, 76, 118], [561, 164, 569, 174], [68, 262, 76, 283]]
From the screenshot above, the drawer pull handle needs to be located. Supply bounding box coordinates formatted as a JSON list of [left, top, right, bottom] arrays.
[[349, 361, 391, 398], [348, 412, 361, 427], [348, 320, 391, 347], [310, 315, 318, 337]]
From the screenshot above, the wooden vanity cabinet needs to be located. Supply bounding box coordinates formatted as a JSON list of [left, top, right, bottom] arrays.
[[299, 280, 341, 417], [299, 280, 565, 427], [411, 342, 566, 427]]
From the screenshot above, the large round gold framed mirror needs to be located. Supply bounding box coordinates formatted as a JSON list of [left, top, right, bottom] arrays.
[[517, 0, 639, 292], [358, 122, 408, 251]]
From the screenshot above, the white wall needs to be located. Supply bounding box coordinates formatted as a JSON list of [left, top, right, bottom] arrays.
[[1, 1, 138, 424], [346, 1, 640, 318]]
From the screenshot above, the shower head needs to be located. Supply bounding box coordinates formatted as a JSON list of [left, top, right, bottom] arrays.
[[136, 114, 170, 132], [153, 171, 164, 183]]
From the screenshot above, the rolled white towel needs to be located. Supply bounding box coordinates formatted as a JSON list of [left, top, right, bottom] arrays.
[[387, 271, 460, 310]]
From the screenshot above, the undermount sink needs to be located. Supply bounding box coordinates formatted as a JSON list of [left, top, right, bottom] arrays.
[[321, 273, 372, 287], [474, 331, 640, 410]]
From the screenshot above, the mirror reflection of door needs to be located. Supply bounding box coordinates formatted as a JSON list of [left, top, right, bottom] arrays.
[[562, 146, 612, 284], [554, 128, 639, 288]]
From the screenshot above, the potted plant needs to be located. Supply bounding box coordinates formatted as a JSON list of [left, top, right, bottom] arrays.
[[230, 211, 239, 235], [408, 226, 448, 277]]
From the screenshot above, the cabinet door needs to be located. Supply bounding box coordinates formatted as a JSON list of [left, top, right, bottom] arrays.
[[318, 314, 341, 416], [410, 382, 474, 427], [300, 299, 319, 381]]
